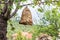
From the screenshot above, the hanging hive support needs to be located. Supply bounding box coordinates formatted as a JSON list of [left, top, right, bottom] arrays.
[[19, 7, 33, 25]]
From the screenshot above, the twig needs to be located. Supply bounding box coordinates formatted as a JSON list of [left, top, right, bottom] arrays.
[[9, 2, 20, 18]]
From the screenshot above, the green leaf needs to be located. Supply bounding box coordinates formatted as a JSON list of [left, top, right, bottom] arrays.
[[33, 0, 40, 6], [14, 0, 19, 3], [38, 8, 44, 12], [20, 0, 27, 2], [57, 1, 60, 7], [17, 5, 22, 9]]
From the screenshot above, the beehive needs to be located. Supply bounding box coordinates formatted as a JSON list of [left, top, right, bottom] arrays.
[[19, 7, 33, 25]]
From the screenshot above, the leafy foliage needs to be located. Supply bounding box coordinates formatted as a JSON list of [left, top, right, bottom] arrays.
[[7, 20, 58, 40]]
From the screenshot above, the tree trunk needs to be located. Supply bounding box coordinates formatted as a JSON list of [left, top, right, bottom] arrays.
[[0, 14, 7, 40]]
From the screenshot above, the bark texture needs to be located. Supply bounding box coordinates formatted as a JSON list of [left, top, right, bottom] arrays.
[[19, 7, 33, 25], [0, 14, 7, 40]]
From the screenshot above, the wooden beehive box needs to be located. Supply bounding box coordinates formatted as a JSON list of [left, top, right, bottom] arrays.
[[19, 7, 33, 25]]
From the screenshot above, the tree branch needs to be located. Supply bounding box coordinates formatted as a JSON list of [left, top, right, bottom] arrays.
[[0, 1, 8, 4], [3, 0, 14, 19], [1, 0, 8, 15], [9, 2, 20, 19]]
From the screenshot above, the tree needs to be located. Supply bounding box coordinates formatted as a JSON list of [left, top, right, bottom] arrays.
[[0, 0, 60, 40], [0, 0, 21, 40]]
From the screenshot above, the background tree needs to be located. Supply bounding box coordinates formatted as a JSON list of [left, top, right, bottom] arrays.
[[0, 0, 60, 40]]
